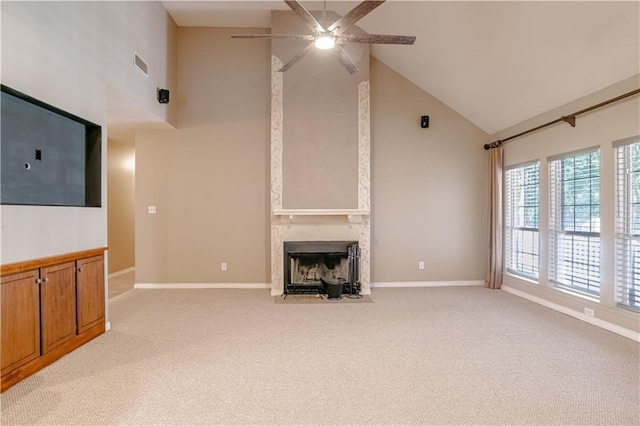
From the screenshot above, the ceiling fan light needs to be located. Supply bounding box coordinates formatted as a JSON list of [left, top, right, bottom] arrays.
[[314, 35, 335, 50]]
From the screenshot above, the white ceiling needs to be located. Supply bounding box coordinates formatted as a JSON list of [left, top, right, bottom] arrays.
[[162, 0, 640, 135]]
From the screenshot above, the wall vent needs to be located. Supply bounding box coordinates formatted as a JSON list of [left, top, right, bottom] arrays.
[[134, 53, 148, 76]]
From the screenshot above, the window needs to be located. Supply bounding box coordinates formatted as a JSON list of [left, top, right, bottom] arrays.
[[615, 139, 640, 311], [505, 162, 540, 279], [549, 148, 600, 295]]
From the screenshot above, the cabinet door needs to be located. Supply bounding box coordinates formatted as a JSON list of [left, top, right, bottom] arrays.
[[41, 262, 76, 354], [76, 255, 105, 334], [1, 270, 40, 376]]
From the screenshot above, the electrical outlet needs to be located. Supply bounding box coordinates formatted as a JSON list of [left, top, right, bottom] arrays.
[[221, 262, 227, 272], [148, 205, 156, 214], [418, 261, 425, 270], [584, 307, 595, 317]]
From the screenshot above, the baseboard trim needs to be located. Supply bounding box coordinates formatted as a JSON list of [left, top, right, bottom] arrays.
[[372, 280, 484, 288], [134, 283, 270, 290], [108, 267, 135, 279], [502, 285, 640, 342], [105, 322, 111, 332]]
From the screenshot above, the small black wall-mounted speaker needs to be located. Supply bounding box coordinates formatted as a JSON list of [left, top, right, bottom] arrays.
[[421, 115, 429, 128], [158, 88, 170, 104]]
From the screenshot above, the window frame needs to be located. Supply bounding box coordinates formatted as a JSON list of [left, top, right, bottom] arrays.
[[614, 137, 640, 312], [504, 161, 540, 280], [548, 147, 601, 297]]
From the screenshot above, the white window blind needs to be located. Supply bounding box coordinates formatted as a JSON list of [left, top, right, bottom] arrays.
[[505, 162, 540, 279], [615, 140, 640, 311], [549, 149, 601, 295]]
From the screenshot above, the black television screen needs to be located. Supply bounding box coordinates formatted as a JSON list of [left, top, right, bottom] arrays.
[[1, 85, 101, 207]]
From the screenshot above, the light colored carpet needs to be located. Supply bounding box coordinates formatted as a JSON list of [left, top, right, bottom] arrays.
[[1, 287, 638, 425]]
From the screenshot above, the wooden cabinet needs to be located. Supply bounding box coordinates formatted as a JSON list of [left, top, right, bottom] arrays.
[[1, 270, 40, 376], [0, 248, 106, 392], [40, 262, 77, 354], [77, 255, 105, 334]]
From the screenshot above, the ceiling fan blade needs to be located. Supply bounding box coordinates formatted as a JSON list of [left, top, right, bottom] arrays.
[[334, 45, 359, 74], [231, 34, 314, 41], [278, 42, 315, 72], [284, 0, 325, 34], [337, 34, 416, 45], [327, 1, 386, 35]]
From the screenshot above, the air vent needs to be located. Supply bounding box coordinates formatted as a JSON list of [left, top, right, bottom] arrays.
[[134, 53, 148, 76]]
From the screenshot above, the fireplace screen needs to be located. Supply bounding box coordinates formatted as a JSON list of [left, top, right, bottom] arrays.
[[284, 241, 360, 296]]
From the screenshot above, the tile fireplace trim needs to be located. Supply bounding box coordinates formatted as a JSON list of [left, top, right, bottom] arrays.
[[270, 55, 284, 295], [270, 55, 283, 212], [270, 55, 371, 295], [357, 80, 371, 212], [357, 80, 371, 292]]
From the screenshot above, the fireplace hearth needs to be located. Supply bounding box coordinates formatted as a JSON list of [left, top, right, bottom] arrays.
[[284, 241, 360, 297]]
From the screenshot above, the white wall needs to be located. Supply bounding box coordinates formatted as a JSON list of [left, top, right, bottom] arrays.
[[497, 74, 640, 333], [0, 1, 177, 264]]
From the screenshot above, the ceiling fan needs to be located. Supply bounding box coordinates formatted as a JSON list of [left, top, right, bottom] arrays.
[[231, 0, 416, 74]]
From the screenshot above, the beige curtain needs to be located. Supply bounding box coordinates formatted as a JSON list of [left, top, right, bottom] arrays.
[[485, 146, 504, 289]]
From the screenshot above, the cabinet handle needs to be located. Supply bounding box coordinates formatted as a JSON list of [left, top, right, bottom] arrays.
[[44, 277, 49, 282], [78, 267, 83, 272], [36, 278, 42, 284]]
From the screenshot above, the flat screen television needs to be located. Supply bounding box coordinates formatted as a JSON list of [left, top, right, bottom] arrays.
[[1, 85, 101, 207]]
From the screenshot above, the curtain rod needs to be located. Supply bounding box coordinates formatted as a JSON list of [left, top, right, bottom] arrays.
[[484, 88, 640, 150]]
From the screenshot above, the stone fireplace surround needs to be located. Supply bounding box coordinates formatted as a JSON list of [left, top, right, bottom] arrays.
[[270, 55, 371, 295]]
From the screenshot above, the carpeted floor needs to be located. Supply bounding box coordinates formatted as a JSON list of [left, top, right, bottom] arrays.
[[1, 286, 638, 425]]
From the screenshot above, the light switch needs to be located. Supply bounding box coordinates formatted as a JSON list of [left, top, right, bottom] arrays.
[[148, 205, 157, 214]]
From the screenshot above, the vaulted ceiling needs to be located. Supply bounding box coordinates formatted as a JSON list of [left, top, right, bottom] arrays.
[[162, 0, 640, 135]]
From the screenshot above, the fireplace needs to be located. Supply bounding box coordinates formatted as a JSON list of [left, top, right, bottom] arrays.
[[269, 55, 372, 295], [284, 241, 360, 297]]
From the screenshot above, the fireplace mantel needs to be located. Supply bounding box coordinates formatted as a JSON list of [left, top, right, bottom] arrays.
[[273, 209, 369, 222], [273, 209, 369, 223], [274, 209, 369, 215]]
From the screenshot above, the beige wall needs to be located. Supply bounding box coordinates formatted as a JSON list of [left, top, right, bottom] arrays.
[[370, 58, 490, 283], [135, 27, 271, 283], [135, 27, 490, 285], [107, 140, 135, 274], [1, 1, 177, 265], [273, 11, 368, 209], [498, 74, 640, 333]]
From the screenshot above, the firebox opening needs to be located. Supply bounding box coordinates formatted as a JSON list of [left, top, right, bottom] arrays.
[[284, 241, 360, 297]]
